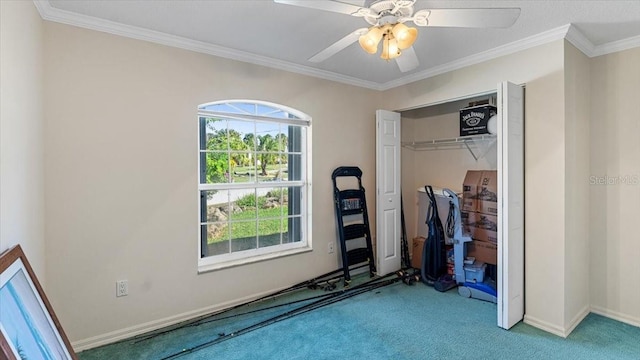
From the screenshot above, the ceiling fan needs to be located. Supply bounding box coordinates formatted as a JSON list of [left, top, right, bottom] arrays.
[[274, 0, 521, 72]]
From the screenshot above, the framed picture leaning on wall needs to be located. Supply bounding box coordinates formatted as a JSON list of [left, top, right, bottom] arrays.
[[0, 245, 77, 360]]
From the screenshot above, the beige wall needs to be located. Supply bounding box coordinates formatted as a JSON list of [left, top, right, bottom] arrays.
[[5, 4, 636, 347], [563, 42, 591, 333], [43, 22, 381, 346], [382, 40, 569, 334], [0, 1, 46, 280], [589, 47, 640, 327]]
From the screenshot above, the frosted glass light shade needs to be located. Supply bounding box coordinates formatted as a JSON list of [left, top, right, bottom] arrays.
[[358, 26, 384, 54], [392, 23, 417, 49], [381, 36, 401, 60]]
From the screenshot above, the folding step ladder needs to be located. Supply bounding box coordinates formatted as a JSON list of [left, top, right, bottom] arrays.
[[331, 166, 376, 286]]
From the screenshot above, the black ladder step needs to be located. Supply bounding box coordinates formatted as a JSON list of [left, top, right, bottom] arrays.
[[347, 248, 370, 265], [342, 224, 366, 241]]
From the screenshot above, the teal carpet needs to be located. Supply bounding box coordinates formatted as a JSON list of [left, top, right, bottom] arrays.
[[79, 275, 640, 360]]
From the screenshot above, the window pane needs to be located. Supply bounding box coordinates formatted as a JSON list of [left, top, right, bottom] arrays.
[[258, 218, 282, 248], [281, 218, 290, 243], [202, 223, 230, 257], [288, 126, 302, 153], [285, 216, 302, 243], [231, 220, 258, 252], [229, 151, 252, 182], [256, 104, 281, 117], [201, 153, 231, 184], [242, 132, 258, 152], [265, 187, 286, 214], [287, 186, 302, 217], [286, 154, 301, 181], [202, 190, 229, 215], [227, 119, 253, 151], [203, 118, 229, 151], [229, 189, 258, 221], [232, 165, 257, 184], [228, 102, 255, 115], [257, 152, 282, 183], [278, 125, 292, 152]]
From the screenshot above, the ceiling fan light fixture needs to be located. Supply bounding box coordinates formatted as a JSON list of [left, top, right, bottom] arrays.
[[358, 26, 384, 54], [391, 22, 417, 49]]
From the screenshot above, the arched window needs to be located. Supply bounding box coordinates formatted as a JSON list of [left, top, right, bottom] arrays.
[[198, 100, 311, 271]]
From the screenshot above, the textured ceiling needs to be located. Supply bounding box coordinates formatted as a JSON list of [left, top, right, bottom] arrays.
[[42, 0, 640, 90]]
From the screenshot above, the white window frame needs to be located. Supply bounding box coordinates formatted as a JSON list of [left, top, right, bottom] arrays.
[[197, 100, 312, 273]]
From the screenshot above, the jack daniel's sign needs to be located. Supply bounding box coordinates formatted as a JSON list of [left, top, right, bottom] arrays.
[[459, 105, 496, 136]]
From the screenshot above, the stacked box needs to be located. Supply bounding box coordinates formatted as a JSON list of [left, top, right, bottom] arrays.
[[466, 241, 497, 266], [462, 170, 498, 265], [462, 171, 482, 212], [462, 211, 498, 243], [478, 171, 498, 215], [463, 170, 498, 215]]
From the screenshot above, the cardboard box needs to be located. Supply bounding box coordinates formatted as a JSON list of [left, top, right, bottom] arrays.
[[462, 171, 483, 212], [462, 211, 498, 244], [460, 105, 497, 136], [411, 237, 426, 269], [477, 170, 498, 215], [466, 240, 497, 265], [463, 170, 498, 214]]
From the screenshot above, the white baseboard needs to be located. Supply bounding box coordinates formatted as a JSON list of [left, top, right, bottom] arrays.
[[524, 304, 639, 338], [523, 305, 589, 338], [590, 305, 640, 328], [565, 305, 590, 336], [523, 315, 570, 338], [71, 285, 290, 352]]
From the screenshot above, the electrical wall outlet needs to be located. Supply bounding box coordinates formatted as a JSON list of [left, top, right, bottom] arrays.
[[328, 242, 335, 254], [116, 280, 128, 297]]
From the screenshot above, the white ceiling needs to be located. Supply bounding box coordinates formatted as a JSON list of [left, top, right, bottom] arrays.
[[37, 0, 640, 90]]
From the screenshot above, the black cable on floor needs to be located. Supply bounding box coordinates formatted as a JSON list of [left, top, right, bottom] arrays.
[[159, 272, 410, 360], [128, 265, 365, 343], [134, 289, 339, 343]]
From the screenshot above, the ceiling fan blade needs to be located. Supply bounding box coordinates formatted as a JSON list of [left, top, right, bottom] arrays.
[[309, 28, 368, 63], [416, 8, 521, 28], [395, 46, 419, 72], [274, 0, 365, 15]]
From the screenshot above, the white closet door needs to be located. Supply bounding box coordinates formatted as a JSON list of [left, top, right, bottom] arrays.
[[497, 81, 525, 329], [375, 110, 402, 276]]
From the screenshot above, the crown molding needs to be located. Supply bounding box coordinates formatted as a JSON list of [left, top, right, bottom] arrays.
[[564, 25, 596, 57], [33, 1, 639, 91], [591, 34, 640, 57], [380, 24, 573, 90], [32, 0, 382, 91]]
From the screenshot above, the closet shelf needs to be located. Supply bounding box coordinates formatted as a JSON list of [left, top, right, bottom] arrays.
[[402, 134, 497, 161], [402, 134, 496, 149]]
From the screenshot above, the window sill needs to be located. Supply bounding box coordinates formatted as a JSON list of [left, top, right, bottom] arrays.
[[197, 246, 312, 274]]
